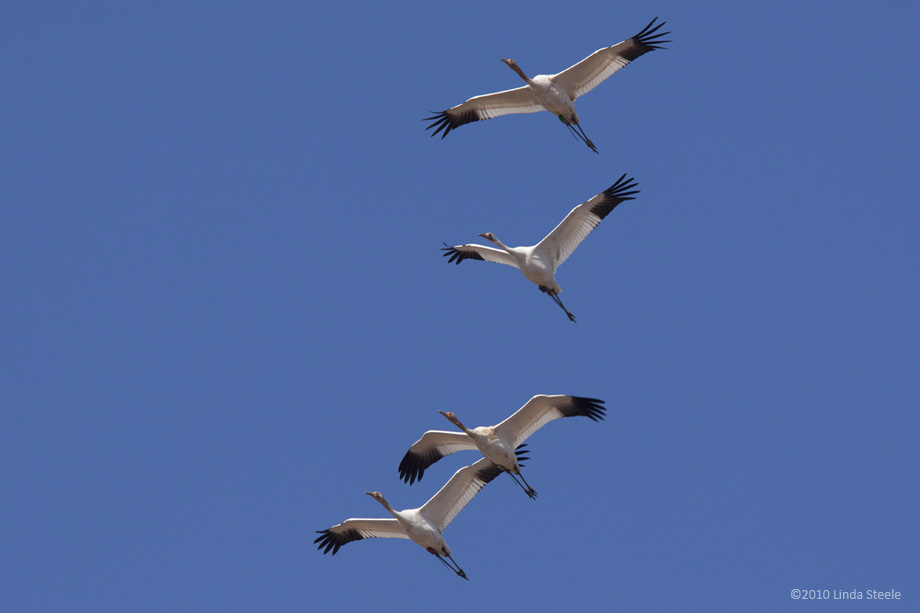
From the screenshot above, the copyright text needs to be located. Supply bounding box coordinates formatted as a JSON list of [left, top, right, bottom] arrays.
[[790, 589, 901, 600]]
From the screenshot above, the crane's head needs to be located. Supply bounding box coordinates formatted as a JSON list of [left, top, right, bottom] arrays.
[[478, 232, 496, 243], [364, 491, 385, 503], [500, 58, 529, 82], [438, 410, 462, 427]]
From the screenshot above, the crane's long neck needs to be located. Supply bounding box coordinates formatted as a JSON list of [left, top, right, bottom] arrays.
[[372, 495, 398, 516], [486, 235, 526, 268], [451, 418, 474, 436], [486, 235, 513, 255], [441, 412, 474, 436], [503, 59, 534, 86]]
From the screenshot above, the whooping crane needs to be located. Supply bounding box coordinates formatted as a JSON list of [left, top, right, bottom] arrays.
[[442, 174, 639, 323], [315, 458, 503, 580], [425, 18, 669, 152], [399, 395, 606, 499]]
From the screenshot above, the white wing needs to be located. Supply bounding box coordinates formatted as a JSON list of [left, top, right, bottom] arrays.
[[398, 430, 479, 485], [536, 174, 638, 268], [314, 518, 407, 555], [552, 18, 670, 99], [442, 243, 520, 269], [420, 458, 503, 533], [425, 86, 542, 138], [494, 395, 606, 450]]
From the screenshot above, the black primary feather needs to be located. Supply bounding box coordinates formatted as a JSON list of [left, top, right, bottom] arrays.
[[314, 527, 364, 556], [620, 17, 671, 62]]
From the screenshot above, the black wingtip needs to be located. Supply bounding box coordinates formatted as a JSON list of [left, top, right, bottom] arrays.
[[314, 527, 365, 556], [586, 174, 640, 219], [424, 108, 481, 139], [398, 452, 423, 485], [514, 444, 530, 467], [605, 174, 639, 200], [569, 396, 607, 422], [441, 245, 461, 264], [424, 111, 453, 139], [621, 17, 671, 60], [399, 445, 445, 485], [441, 244, 483, 264], [474, 461, 505, 484]]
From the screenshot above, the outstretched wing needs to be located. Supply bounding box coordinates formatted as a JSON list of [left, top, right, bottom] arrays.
[[552, 17, 670, 99], [398, 430, 479, 485], [420, 458, 504, 533], [536, 174, 639, 268], [494, 395, 606, 449], [442, 243, 520, 269], [313, 518, 406, 555], [425, 86, 541, 138]]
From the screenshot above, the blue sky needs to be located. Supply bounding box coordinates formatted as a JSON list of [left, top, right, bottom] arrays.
[[2, 1, 918, 611]]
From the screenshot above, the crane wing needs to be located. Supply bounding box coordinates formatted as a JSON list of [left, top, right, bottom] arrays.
[[314, 518, 407, 555], [398, 430, 479, 485], [425, 86, 541, 138], [442, 243, 520, 269], [552, 18, 670, 100], [536, 174, 639, 268], [420, 458, 503, 534], [494, 395, 606, 449]]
